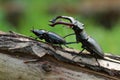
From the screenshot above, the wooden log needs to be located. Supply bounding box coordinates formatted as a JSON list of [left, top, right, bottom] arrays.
[[0, 31, 120, 80]]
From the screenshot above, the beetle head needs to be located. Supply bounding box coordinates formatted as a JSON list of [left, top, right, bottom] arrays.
[[73, 21, 84, 30], [31, 29, 46, 39]]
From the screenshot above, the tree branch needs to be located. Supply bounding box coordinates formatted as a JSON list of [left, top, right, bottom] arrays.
[[0, 31, 120, 80]]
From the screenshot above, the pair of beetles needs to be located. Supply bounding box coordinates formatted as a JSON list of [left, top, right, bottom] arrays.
[[31, 16, 104, 63]]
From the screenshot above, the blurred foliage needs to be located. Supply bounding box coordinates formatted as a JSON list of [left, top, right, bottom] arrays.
[[0, 0, 120, 55]]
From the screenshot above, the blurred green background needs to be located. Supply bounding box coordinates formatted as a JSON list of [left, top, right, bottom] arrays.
[[0, 0, 120, 55]]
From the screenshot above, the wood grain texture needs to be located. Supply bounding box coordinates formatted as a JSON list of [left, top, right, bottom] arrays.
[[0, 31, 120, 80]]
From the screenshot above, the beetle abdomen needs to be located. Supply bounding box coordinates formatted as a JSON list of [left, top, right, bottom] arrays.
[[45, 32, 66, 44], [83, 37, 104, 59]]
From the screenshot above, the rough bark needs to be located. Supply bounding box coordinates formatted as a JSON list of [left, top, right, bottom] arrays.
[[0, 31, 120, 80]]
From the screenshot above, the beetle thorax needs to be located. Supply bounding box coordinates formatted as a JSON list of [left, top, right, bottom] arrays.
[[75, 30, 88, 42]]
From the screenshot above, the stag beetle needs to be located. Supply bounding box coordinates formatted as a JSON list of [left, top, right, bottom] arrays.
[[31, 29, 77, 47], [49, 16, 104, 64]]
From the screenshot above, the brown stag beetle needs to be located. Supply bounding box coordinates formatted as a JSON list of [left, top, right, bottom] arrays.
[[49, 16, 104, 65], [31, 29, 77, 47]]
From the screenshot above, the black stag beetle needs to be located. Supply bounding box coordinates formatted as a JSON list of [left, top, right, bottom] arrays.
[[31, 29, 77, 47], [49, 16, 104, 65]]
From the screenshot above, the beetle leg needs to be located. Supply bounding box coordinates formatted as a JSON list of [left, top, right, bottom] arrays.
[[64, 44, 72, 48], [94, 55, 101, 66], [79, 48, 85, 54], [63, 33, 75, 38], [65, 42, 78, 44], [64, 42, 78, 49], [72, 48, 85, 60]]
